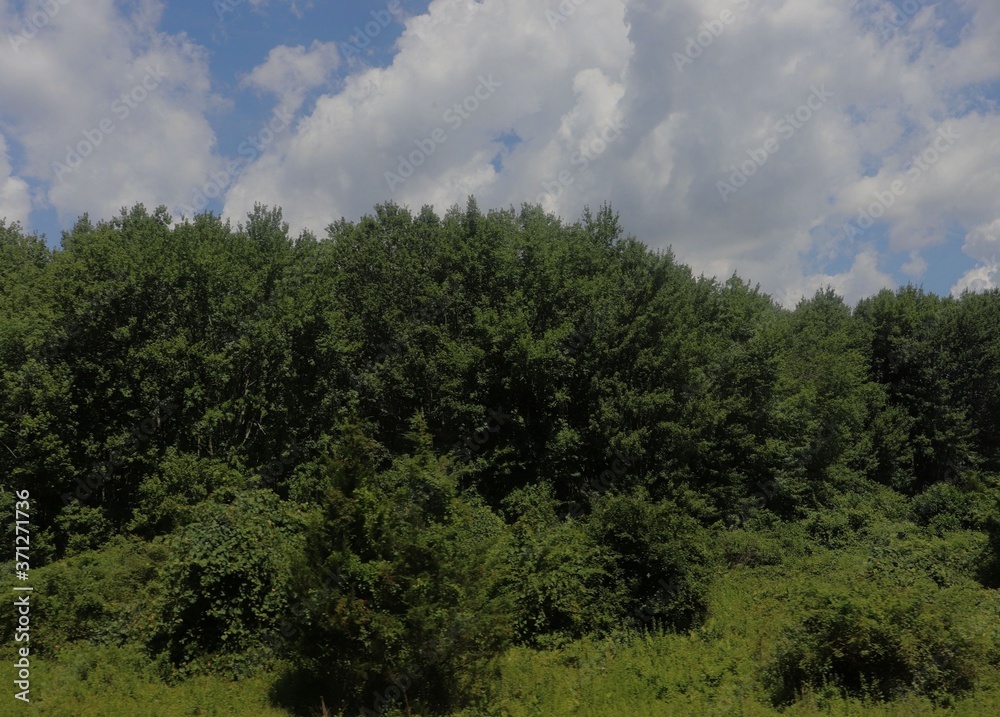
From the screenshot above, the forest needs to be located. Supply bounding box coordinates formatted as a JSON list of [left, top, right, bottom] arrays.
[[1, 198, 999, 716]]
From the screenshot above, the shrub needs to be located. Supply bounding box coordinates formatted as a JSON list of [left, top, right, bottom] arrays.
[[128, 449, 247, 536], [716, 529, 784, 568], [149, 488, 307, 678], [285, 421, 513, 715], [54, 503, 114, 556], [0, 535, 166, 657], [980, 514, 1000, 588], [499, 484, 619, 646], [766, 582, 999, 706], [909, 480, 1000, 533], [586, 488, 713, 633]]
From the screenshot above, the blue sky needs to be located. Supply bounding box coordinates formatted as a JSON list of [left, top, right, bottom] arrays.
[[1, 0, 999, 305]]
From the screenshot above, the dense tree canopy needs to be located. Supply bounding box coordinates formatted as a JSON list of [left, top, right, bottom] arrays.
[[2, 200, 999, 714]]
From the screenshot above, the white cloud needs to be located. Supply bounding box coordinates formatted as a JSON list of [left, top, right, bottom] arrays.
[[951, 263, 999, 295], [952, 218, 1000, 295], [901, 250, 927, 278], [0, 0, 220, 226], [0, 132, 30, 227], [767, 243, 898, 309], [224, 0, 633, 237], [804, 245, 898, 307], [1, 0, 998, 305], [241, 40, 340, 114], [218, 0, 1000, 302]]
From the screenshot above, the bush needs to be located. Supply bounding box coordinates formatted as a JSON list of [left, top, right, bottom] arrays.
[[0, 536, 166, 657], [499, 484, 619, 646], [54, 503, 114, 556], [586, 488, 713, 633], [865, 527, 986, 588], [766, 582, 999, 706], [149, 488, 307, 678], [128, 449, 247, 536], [980, 515, 1000, 588], [285, 422, 513, 715], [716, 529, 784, 568], [910, 480, 1000, 533]]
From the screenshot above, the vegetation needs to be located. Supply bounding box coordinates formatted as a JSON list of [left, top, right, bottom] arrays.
[[1, 199, 999, 715]]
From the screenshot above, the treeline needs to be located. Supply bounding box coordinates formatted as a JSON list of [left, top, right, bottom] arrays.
[[1, 200, 999, 714]]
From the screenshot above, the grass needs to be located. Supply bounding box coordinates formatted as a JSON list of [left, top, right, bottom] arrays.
[[449, 533, 1000, 716], [18, 644, 290, 717], [16, 526, 1000, 716]]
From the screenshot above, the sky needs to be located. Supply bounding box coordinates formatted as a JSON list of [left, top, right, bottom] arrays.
[[1, 0, 999, 306]]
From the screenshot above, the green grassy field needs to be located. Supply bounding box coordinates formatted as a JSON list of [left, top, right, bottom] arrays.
[[456, 559, 1000, 717], [17, 528, 1000, 717]]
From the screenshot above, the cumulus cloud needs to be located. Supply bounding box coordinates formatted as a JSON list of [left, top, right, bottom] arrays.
[[799, 245, 898, 308], [901, 250, 928, 278], [0, 133, 30, 227], [224, 0, 632, 237], [0, 0, 219, 226], [2, 0, 999, 304], [241, 40, 340, 113], [952, 219, 1000, 295], [219, 0, 1000, 302]]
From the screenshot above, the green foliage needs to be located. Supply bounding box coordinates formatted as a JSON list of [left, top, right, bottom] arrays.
[[286, 420, 513, 713], [150, 489, 308, 678], [911, 477, 1000, 534], [53, 503, 114, 556], [770, 288, 878, 512], [717, 529, 786, 568], [498, 484, 617, 646], [981, 515, 1000, 588], [2, 200, 1000, 713], [767, 582, 1000, 706], [586, 488, 714, 632], [855, 286, 983, 493], [25, 644, 290, 717], [128, 449, 248, 535], [801, 486, 911, 549], [0, 536, 166, 657]]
